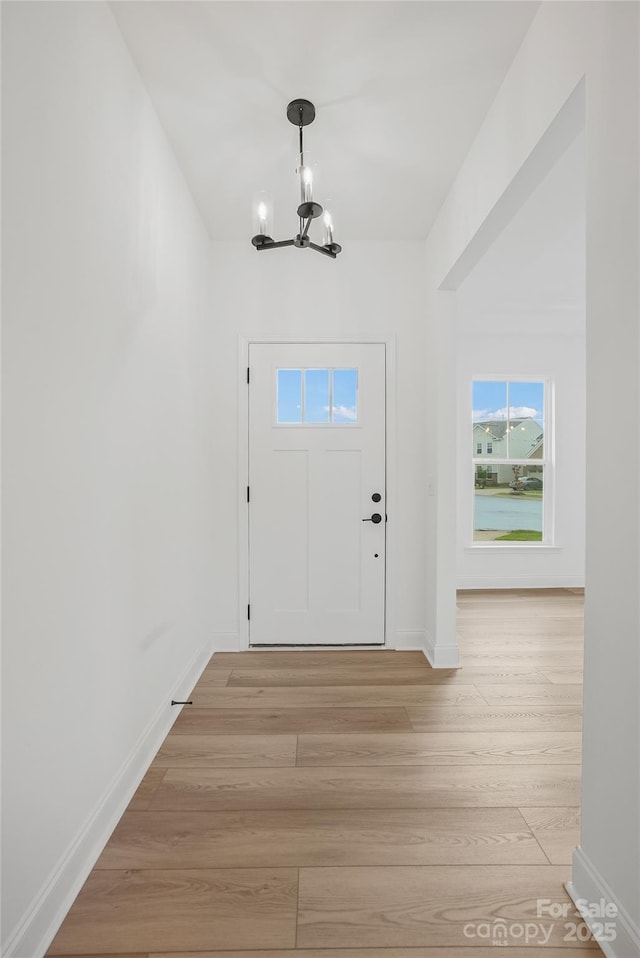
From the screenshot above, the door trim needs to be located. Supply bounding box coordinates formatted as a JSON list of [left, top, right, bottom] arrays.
[[237, 336, 398, 651]]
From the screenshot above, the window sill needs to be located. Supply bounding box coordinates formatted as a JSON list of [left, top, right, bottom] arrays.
[[465, 544, 561, 554]]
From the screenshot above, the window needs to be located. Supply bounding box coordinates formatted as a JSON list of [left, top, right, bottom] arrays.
[[277, 368, 358, 425], [472, 380, 548, 544], [277, 369, 303, 423]]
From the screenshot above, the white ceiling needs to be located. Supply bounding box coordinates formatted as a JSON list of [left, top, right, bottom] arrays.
[[111, 1, 539, 241]]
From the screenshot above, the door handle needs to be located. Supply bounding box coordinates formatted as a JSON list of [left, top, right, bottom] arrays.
[[362, 513, 382, 524]]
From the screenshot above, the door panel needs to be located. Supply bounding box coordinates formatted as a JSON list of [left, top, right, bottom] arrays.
[[248, 343, 386, 646], [270, 450, 309, 611]]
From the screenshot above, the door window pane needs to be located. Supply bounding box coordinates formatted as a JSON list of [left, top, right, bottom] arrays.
[[304, 369, 330, 423], [277, 367, 358, 425], [332, 368, 358, 423], [277, 369, 302, 423]]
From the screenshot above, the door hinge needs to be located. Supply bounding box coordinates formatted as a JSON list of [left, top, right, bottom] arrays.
[[247, 604, 251, 620], [247, 367, 250, 384], [247, 485, 250, 503]]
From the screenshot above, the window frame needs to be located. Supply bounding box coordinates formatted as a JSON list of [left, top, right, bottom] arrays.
[[470, 376, 553, 547]]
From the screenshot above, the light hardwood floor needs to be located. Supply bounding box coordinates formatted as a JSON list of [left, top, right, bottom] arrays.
[[47, 589, 600, 957]]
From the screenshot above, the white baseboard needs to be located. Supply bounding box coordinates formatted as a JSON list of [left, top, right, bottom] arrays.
[[394, 629, 460, 668], [457, 574, 585, 590], [393, 629, 428, 651], [566, 847, 640, 958], [424, 628, 461, 669], [3, 641, 215, 958]]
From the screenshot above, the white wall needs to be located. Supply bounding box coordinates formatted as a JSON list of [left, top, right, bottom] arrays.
[[1, 4, 217, 955], [3, 1, 638, 956], [455, 114, 587, 589], [424, 3, 639, 953], [579, 3, 639, 947], [455, 318, 586, 589], [456, 103, 588, 589], [206, 240, 428, 651]]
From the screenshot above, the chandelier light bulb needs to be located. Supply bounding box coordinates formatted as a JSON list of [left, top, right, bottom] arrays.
[[300, 163, 314, 204], [252, 191, 273, 243], [322, 210, 334, 246]]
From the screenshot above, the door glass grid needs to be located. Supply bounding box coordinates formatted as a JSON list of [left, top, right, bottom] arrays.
[[277, 368, 358, 424]]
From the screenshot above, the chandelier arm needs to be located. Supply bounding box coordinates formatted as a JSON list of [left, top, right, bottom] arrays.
[[257, 239, 296, 251], [308, 241, 337, 259]]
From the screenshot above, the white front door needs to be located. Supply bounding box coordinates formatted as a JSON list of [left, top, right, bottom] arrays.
[[248, 343, 386, 646]]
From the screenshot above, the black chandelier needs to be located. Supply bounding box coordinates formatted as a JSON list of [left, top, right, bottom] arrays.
[[251, 99, 342, 260]]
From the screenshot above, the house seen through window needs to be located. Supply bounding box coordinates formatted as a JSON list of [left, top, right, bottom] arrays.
[[472, 380, 547, 543]]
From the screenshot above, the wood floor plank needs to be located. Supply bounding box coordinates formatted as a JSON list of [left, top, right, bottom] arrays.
[[459, 652, 584, 668], [457, 606, 583, 619], [296, 731, 582, 766], [191, 686, 485, 709], [95, 808, 547, 869], [225, 668, 552, 687], [47, 869, 297, 955], [459, 652, 584, 665], [407, 705, 582, 732], [519, 806, 581, 865], [457, 610, 584, 621], [457, 587, 579, 596], [541, 669, 584, 685], [192, 668, 231, 686], [223, 668, 456, 687], [171, 707, 413, 734], [457, 622, 584, 634], [126, 768, 167, 811], [153, 733, 297, 767], [206, 651, 431, 669], [149, 765, 581, 811], [477, 685, 583, 706], [457, 623, 585, 635], [458, 635, 584, 656], [297, 865, 595, 948], [456, 614, 581, 625], [148, 951, 599, 958], [456, 668, 554, 684]]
